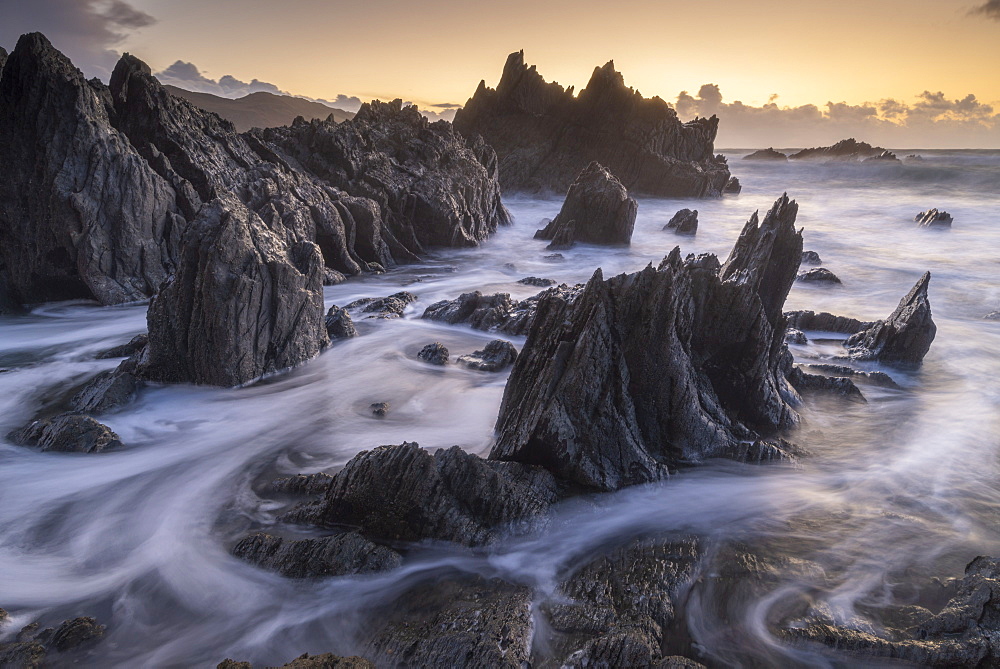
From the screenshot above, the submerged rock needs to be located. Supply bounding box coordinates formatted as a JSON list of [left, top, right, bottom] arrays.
[[797, 267, 842, 284], [417, 342, 449, 365], [491, 195, 803, 491], [789, 138, 891, 162], [787, 367, 866, 403], [96, 334, 148, 359], [915, 208, 953, 227], [664, 208, 698, 235], [457, 339, 518, 372], [517, 276, 555, 287], [422, 284, 584, 337], [71, 353, 142, 414], [345, 292, 417, 319], [453, 51, 732, 196], [744, 148, 788, 161], [231, 532, 401, 578], [0, 616, 105, 667], [324, 305, 357, 339], [804, 363, 901, 389], [785, 328, 808, 345], [369, 402, 390, 417], [8, 413, 123, 453], [784, 310, 872, 334], [218, 654, 374, 669], [269, 473, 335, 496], [845, 272, 936, 364], [800, 250, 823, 265], [534, 162, 637, 247]]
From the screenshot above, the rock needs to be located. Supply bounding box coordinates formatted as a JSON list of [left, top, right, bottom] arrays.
[[218, 653, 374, 669], [491, 195, 803, 491], [71, 353, 142, 414], [0, 616, 105, 667], [845, 272, 936, 364], [915, 208, 953, 227], [986, 311, 1000, 321], [370, 402, 390, 417], [723, 175, 742, 194], [517, 276, 555, 287], [269, 473, 335, 496], [285, 442, 557, 546], [863, 150, 901, 163], [417, 342, 449, 365], [324, 305, 357, 339], [787, 367, 866, 403], [797, 267, 842, 284], [804, 363, 901, 389], [744, 148, 788, 161], [96, 334, 148, 359], [354, 291, 417, 319], [785, 328, 808, 344], [48, 617, 105, 652], [453, 51, 733, 197], [8, 413, 123, 453], [801, 250, 823, 265], [904, 154, 925, 163], [422, 284, 584, 337], [322, 268, 347, 285], [142, 196, 328, 387], [663, 208, 698, 235], [534, 162, 637, 247], [543, 253, 564, 262], [457, 339, 518, 372], [231, 532, 401, 578], [789, 138, 892, 162], [784, 310, 872, 334]]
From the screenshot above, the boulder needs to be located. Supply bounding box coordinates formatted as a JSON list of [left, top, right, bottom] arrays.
[[0, 616, 105, 667], [786, 367, 866, 403], [723, 175, 742, 194], [142, 196, 327, 387], [784, 310, 872, 334], [457, 339, 518, 371], [663, 208, 698, 235], [915, 209, 953, 227], [743, 148, 788, 161], [417, 342, 449, 365], [803, 363, 901, 389], [785, 328, 808, 344], [863, 150, 901, 163], [348, 291, 417, 319], [845, 272, 936, 364], [71, 352, 142, 414], [453, 51, 733, 196], [96, 334, 148, 359], [797, 267, 842, 284], [269, 473, 334, 496], [8, 413, 123, 453], [231, 532, 401, 578], [800, 250, 823, 265], [491, 195, 803, 491], [422, 284, 583, 337], [324, 305, 357, 339], [534, 162, 637, 247], [517, 276, 555, 287], [369, 402, 390, 417], [789, 138, 891, 162]]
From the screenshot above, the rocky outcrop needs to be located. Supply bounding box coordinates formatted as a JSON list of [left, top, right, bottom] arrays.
[[8, 413, 123, 452], [490, 195, 803, 491], [845, 272, 936, 364], [453, 51, 733, 196], [784, 310, 872, 334], [142, 196, 327, 387], [664, 208, 698, 235], [786, 367, 866, 402], [96, 334, 148, 359], [0, 616, 105, 667], [797, 267, 842, 284], [801, 250, 822, 265], [218, 654, 374, 669], [915, 208, 953, 227], [324, 305, 357, 339], [345, 291, 417, 319], [231, 532, 401, 578], [285, 443, 558, 546], [789, 138, 891, 162], [803, 363, 900, 389], [417, 342, 449, 365], [422, 284, 584, 337], [518, 276, 555, 287], [744, 148, 788, 161], [457, 339, 518, 371], [534, 162, 636, 247], [71, 352, 142, 413]]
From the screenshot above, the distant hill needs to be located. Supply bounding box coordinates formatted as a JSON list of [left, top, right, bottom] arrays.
[[164, 86, 354, 131]]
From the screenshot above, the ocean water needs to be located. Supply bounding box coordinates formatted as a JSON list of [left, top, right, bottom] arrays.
[[0, 150, 998, 667]]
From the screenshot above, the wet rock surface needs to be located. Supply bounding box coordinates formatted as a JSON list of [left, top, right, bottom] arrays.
[[785, 310, 872, 334], [348, 291, 417, 319], [664, 208, 698, 235], [744, 148, 788, 161], [491, 195, 803, 491], [369, 402, 390, 417], [803, 363, 901, 389], [800, 250, 823, 265], [218, 653, 375, 669], [789, 138, 892, 162], [453, 51, 732, 196], [325, 305, 358, 339], [417, 342, 449, 365], [422, 284, 584, 337], [797, 267, 842, 284], [96, 334, 148, 359], [71, 353, 142, 414], [518, 276, 555, 287], [845, 272, 936, 364], [787, 367, 866, 403], [0, 616, 105, 667], [231, 532, 401, 578], [534, 162, 637, 247], [915, 208, 953, 227], [8, 413, 123, 453], [457, 339, 518, 371]]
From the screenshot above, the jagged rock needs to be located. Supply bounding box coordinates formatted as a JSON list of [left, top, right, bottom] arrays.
[[48, 617, 105, 652], [784, 310, 872, 334], [804, 363, 901, 389], [785, 328, 808, 344], [453, 51, 732, 196], [0, 45, 7, 74], [142, 196, 327, 387], [218, 654, 374, 669], [231, 532, 401, 578], [351, 291, 417, 319], [269, 473, 334, 496], [370, 402, 390, 417], [744, 148, 788, 161], [663, 208, 698, 235], [517, 276, 555, 287], [96, 333, 148, 359], [491, 195, 803, 491], [845, 272, 936, 364], [801, 250, 822, 265], [0, 616, 105, 667], [797, 267, 842, 284], [285, 443, 557, 546], [723, 175, 742, 194], [904, 154, 925, 163], [543, 253, 564, 262], [417, 342, 449, 365], [863, 150, 901, 163], [8, 413, 123, 453], [534, 162, 637, 247], [787, 367, 866, 403], [422, 284, 584, 337], [71, 352, 142, 414], [457, 339, 518, 371], [789, 138, 891, 162], [915, 208, 953, 227], [322, 268, 347, 285], [324, 305, 357, 339]]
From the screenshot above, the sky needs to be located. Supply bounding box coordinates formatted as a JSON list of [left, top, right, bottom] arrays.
[[1, 0, 999, 147]]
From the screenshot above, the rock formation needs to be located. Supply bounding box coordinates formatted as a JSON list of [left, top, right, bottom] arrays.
[[218, 654, 373, 669], [453, 51, 733, 196], [801, 250, 823, 265], [518, 276, 555, 287], [490, 194, 803, 491], [232, 532, 401, 578], [797, 267, 842, 284], [8, 413, 123, 453], [324, 305, 357, 339], [345, 291, 417, 319], [0, 616, 105, 666], [417, 342, 449, 365], [422, 284, 583, 337], [915, 208, 953, 227], [789, 138, 892, 162], [845, 272, 936, 364], [744, 148, 788, 161], [457, 339, 518, 371], [784, 310, 872, 334], [664, 208, 698, 235], [534, 162, 637, 247]]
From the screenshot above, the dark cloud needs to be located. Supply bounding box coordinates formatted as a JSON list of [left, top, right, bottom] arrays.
[[156, 61, 288, 98], [431, 102, 462, 109], [0, 0, 155, 79], [971, 0, 1000, 19]]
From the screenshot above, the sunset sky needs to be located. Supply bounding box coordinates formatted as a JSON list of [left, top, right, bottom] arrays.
[[2, 0, 999, 147]]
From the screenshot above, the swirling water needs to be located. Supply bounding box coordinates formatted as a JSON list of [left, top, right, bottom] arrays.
[[1, 150, 999, 667]]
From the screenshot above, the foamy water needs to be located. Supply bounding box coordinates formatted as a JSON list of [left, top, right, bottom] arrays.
[[1, 150, 999, 667]]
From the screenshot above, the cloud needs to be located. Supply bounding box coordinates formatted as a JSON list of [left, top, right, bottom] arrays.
[[430, 102, 462, 109], [971, 0, 1000, 19], [0, 0, 156, 78], [155, 60, 287, 98]]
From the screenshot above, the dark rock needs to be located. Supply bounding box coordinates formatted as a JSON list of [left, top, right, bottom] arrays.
[[744, 148, 788, 161], [422, 284, 584, 337], [517, 276, 555, 287], [457, 339, 518, 372], [142, 196, 328, 387], [286, 442, 557, 546], [534, 162, 637, 247], [322, 268, 347, 285], [0, 639, 47, 668], [723, 175, 742, 194], [356, 291, 417, 319], [801, 250, 823, 265], [491, 195, 803, 491], [986, 311, 1000, 321], [417, 342, 449, 365], [785, 328, 808, 344], [787, 367, 866, 403], [96, 333, 148, 359], [324, 305, 357, 339], [784, 310, 872, 334], [904, 154, 924, 163], [804, 364, 901, 389], [269, 473, 334, 496], [218, 653, 374, 669], [0, 616, 105, 667], [797, 267, 842, 284], [453, 51, 733, 197], [8, 413, 123, 453], [71, 353, 142, 414], [664, 208, 698, 235], [370, 402, 390, 417], [232, 531, 401, 578], [543, 253, 564, 262], [845, 272, 936, 364], [789, 138, 892, 162], [915, 208, 953, 227], [49, 617, 105, 652], [863, 150, 901, 163]]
